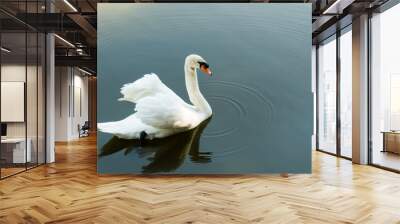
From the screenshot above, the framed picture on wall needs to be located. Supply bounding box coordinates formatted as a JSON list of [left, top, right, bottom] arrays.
[[97, 4, 312, 174], [1, 81, 25, 122]]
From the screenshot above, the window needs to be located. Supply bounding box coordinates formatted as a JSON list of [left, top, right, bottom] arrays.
[[316, 26, 353, 159], [340, 27, 352, 158], [370, 3, 400, 171], [317, 35, 337, 154]]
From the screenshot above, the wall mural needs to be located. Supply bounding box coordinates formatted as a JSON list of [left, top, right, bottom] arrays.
[[97, 4, 312, 174]]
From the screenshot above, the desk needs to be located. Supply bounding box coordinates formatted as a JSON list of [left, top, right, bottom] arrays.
[[382, 131, 400, 154], [1, 138, 31, 163]]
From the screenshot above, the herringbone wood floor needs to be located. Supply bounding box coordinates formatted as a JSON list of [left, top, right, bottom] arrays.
[[1, 135, 400, 224]]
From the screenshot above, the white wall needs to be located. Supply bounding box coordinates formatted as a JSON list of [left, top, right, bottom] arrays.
[[71, 73, 89, 138], [55, 67, 69, 141], [55, 67, 89, 141]]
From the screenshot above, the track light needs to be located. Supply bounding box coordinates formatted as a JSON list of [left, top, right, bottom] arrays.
[[54, 34, 75, 48], [63, 0, 78, 12], [1, 47, 11, 53]]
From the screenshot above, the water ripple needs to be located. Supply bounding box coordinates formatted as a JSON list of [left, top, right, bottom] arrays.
[[201, 80, 275, 157]]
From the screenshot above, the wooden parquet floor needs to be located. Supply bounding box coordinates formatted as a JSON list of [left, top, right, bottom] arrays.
[[1, 135, 400, 224]]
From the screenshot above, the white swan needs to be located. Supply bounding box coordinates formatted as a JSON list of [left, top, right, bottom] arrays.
[[98, 54, 213, 140]]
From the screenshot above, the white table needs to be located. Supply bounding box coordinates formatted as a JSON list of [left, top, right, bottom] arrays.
[[1, 138, 31, 163]]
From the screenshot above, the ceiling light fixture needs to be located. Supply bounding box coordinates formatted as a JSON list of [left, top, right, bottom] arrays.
[[63, 0, 78, 12], [78, 67, 92, 76], [323, 0, 354, 15], [76, 48, 85, 55], [54, 34, 75, 48], [1, 47, 11, 53]]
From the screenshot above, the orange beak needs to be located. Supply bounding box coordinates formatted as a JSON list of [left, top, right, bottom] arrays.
[[200, 64, 212, 76]]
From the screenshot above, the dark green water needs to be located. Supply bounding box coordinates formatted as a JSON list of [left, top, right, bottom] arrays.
[[97, 4, 312, 174]]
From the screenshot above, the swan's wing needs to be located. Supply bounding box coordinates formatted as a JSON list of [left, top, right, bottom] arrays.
[[118, 73, 195, 130], [118, 73, 179, 104], [135, 93, 195, 130]]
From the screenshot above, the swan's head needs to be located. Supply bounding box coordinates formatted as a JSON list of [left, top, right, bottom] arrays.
[[185, 54, 212, 76]]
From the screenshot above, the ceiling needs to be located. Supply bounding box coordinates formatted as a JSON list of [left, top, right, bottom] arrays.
[[0, 0, 393, 74]]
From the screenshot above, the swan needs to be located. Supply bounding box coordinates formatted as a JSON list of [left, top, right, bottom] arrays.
[[98, 54, 213, 140]]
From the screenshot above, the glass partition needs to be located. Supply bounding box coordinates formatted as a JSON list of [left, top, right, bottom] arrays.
[[0, 2, 46, 179], [1, 31, 28, 177]]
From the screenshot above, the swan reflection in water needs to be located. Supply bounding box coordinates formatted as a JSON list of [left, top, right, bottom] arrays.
[[99, 118, 212, 173]]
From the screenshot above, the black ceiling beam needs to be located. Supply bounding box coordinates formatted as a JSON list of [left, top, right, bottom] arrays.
[[67, 13, 97, 39], [13, 13, 83, 32], [56, 47, 97, 57], [152, 0, 250, 2], [0, 18, 27, 31], [312, 14, 352, 44], [86, 0, 97, 11], [55, 55, 96, 72]]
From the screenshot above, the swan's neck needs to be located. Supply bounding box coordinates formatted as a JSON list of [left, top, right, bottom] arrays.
[[185, 65, 212, 116]]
